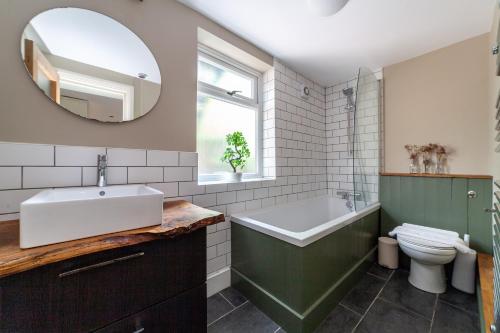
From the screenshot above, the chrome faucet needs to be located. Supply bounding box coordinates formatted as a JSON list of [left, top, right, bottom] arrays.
[[97, 154, 107, 187], [336, 191, 361, 211], [337, 191, 350, 200]]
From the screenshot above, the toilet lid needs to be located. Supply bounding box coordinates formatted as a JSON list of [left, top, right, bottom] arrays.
[[401, 223, 459, 239], [398, 233, 455, 250], [389, 223, 472, 254]]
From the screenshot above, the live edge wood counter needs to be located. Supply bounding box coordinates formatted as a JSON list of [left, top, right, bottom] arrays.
[[0, 200, 224, 278], [380, 172, 493, 179]]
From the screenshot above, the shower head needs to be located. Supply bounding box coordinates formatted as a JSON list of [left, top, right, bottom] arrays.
[[342, 88, 355, 110], [342, 88, 353, 96]]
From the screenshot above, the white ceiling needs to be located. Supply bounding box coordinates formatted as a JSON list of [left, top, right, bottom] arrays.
[[30, 8, 161, 83], [179, 0, 495, 86]]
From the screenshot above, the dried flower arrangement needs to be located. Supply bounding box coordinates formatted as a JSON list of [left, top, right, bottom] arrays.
[[419, 144, 435, 173], [435, 144, 448, 173], [404, 144, 420, 173], [404, 143, 450, 174]]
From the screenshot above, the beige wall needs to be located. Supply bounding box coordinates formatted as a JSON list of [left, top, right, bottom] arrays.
[[489, 6, 500, 180], [383, 34, 490, 174], [0, 0, 272, 151]]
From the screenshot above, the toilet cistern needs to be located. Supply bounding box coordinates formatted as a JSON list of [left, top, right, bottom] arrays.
[[97, 154, 107, 187]]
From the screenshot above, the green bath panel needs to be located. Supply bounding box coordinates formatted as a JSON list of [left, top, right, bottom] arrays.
[[231, 209, 380, 333]]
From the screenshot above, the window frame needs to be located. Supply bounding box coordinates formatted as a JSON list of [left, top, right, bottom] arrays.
[[197, 45, 263, 183]]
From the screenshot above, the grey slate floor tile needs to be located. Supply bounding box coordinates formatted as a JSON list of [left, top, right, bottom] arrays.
[[438, 285, 478, 314], [431, 300, 480, 333], [207, 302, 279, 333], [314, 304, 361, 333], [380, 269, 437, 320], [208, 268, 480, 333], [355, 298, 430, 333], [340, 273, 385, 314], [207, 293, 234, 325], [220, 286, 248, 307], [367, 263, 394, 280]]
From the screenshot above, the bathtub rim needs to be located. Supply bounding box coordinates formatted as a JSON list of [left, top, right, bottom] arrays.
[[230, 195, 380, 247]]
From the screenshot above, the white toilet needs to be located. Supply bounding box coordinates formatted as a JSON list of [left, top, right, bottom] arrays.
[[389, 223, 471, 294]]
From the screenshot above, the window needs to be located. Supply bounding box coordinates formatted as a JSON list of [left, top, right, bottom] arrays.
[[197, 46, 262, 182]]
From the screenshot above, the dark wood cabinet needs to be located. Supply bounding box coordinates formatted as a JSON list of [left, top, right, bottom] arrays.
[[95, 284, 206, 333], [0, 229, 207, 332]]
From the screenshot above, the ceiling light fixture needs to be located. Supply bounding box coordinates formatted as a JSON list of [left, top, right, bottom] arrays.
[[306, 0, 349, 16]]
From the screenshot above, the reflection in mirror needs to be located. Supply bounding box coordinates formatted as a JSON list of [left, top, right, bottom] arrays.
[[21, 8, 161, 122]]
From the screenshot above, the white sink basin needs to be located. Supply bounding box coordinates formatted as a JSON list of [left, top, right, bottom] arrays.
[[20, 185, 164, 248]]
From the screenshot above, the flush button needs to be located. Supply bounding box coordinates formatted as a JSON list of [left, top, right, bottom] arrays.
[[99, 191, 105, 197], [467, 190, 477, 199]]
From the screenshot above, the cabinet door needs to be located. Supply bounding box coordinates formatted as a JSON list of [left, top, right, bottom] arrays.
[[0, 229, 206, 332], [95, 284, 207, 333]]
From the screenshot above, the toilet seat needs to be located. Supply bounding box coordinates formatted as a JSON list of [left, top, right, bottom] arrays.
[[398, 237, 456, 256]]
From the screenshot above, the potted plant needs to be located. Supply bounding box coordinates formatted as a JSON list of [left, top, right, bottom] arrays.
[[221, 131, 250, 182]]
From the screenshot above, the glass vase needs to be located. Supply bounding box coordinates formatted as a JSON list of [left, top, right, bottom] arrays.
[[423, 162, 431, 174], [436, 157, 446, 174], [409, 159, 419, 174]]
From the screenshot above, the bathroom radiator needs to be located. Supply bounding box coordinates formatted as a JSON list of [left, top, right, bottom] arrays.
[[494, 181, 500, 332]]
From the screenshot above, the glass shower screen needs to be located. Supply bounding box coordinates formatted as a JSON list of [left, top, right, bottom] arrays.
[[353, 67, 380, 211]]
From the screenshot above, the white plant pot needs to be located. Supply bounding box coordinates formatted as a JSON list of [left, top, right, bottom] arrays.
[[226, 172, 243, 182]]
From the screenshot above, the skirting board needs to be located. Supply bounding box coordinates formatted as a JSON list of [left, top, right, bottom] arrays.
[[207, 267, 231, 297]]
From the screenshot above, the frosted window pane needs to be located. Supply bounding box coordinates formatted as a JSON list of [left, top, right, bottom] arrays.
[[198, 60, 253, 99], [197, 95, 256, 175]]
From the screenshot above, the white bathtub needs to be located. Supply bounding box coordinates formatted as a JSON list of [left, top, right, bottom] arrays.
[[231, 195, 380, 247]]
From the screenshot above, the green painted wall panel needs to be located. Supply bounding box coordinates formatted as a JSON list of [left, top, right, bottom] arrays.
[[467, 179, 493, 253], [380, 175, 492, 254], [451, 178, 469, 235], [380, 176, 401, 236]]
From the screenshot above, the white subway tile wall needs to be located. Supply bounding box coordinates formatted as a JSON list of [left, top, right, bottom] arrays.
[[55, 146, 106, 166], [0, 62, 383, 291], [0, 142, 54, 166], [23, 167, 82, 188], [146, 150, 179, 167], [0, 167, 22, 190], [107, 148, 146, 166], [127, 167, 164, 184]]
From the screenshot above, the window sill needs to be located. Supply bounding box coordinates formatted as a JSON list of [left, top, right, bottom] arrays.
[[198, 177, 276, 186]]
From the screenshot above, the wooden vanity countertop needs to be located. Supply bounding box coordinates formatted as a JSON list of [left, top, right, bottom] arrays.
[[478, 253, 494, 332], [380, 172, 493, 179], [0, 200, 225, 278]]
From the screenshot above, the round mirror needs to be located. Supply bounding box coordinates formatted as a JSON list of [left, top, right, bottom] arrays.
[[21, 8, 161, 122]]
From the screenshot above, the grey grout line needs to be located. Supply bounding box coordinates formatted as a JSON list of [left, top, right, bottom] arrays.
[[218, 291, 236, 309], [339, 302, 364, 317], [365, 271, 389, 281], [351, 269, 396, 332], [428, 294, 439, 333], [438, 297, 480, 316], [207, 299, 249, 327], [377, 296, 432, 322]]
